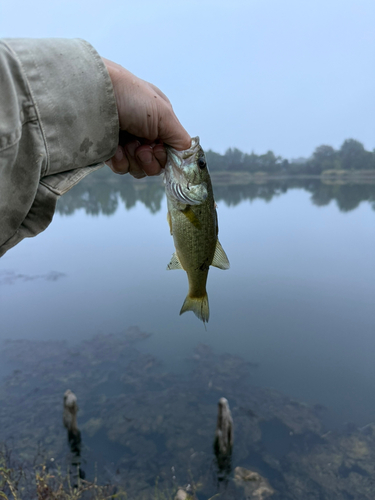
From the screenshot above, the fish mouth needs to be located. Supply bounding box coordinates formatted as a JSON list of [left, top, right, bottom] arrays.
[[165, 137, 200, 171], [181, 136, 200, 159], [164, 137, 207, 205]]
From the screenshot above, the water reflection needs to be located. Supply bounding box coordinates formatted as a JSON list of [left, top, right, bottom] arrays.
[[56, 169, 375, 216], [3, 170, 375, 498], [57, 174, 164, 216]]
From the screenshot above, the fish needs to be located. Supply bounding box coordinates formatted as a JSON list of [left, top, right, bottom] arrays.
[[163, 136, 229, 323]]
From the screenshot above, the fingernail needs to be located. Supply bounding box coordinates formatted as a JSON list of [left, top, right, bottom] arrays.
[[114, 147, 123, 161], [137, 150, 153, 164]]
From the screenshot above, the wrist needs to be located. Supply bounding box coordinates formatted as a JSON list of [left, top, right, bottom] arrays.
[[102, 57, 123, 127]]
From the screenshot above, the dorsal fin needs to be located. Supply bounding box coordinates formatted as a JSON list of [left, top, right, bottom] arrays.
[[212, 240, 230, 270]]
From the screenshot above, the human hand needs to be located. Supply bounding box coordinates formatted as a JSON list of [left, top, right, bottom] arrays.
[[103, 58, 191, 178]]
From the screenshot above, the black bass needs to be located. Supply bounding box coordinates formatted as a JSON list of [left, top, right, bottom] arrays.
[[164, 137, 229, 323]]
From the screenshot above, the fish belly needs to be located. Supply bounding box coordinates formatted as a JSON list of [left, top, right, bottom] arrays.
[[169, 201, 217, 298]]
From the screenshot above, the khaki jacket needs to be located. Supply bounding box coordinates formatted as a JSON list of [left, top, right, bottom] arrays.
[[0, 38, 119, 257]]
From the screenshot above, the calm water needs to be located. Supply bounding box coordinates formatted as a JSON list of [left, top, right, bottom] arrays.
[[1, 174, 375, 497]]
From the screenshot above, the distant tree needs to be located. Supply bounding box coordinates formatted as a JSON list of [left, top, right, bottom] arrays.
[[313, 145, 338, 169], [280, 159, 290, 172], [312, 145, 340, 170], [224, 148, 244, 171], [257, 151, 279, 173], [200, 138, 375, 175], [339, 139, 373, 170], [242, 152, 261, 172], [206, 150, 227, 171]]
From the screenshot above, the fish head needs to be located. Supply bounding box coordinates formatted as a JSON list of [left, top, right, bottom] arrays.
[[164, 137, 209, 205]]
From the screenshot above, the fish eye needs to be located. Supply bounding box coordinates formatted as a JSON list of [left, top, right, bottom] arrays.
[[198, 157, 206, 169]]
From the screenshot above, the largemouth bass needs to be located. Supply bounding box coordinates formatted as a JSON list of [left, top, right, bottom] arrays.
[[164, 137, 229, 323]]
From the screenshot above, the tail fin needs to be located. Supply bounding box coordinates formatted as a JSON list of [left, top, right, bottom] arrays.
[[180, 293, 209, 323]]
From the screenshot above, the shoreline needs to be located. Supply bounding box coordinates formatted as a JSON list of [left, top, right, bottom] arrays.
[[210, 170, 375, 185], [87, 166, 375, 187]]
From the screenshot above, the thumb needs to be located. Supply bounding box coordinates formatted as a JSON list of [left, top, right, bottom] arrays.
[[158, 108, 191, 151]]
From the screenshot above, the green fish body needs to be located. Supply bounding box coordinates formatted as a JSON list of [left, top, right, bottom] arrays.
[[164, 137, 229, 323]]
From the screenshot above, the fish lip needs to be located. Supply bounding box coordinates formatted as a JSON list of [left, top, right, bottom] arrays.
[[165, 136, 200, 176], [167, 136, 199, 158]]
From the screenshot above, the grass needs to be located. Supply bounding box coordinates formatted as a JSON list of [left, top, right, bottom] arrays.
[[0, 448, 222, 500], [0, 449, 126, 500]]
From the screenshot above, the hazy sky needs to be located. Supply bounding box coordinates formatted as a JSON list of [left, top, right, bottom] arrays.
[[1, 0, 374, 158]]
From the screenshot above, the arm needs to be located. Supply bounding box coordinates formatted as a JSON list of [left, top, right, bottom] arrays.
[[0, 38, 119, 257], [0, 39, 190, 257]]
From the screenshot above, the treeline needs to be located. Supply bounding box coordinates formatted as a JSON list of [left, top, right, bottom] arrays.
[[206, 139, 375, 175]]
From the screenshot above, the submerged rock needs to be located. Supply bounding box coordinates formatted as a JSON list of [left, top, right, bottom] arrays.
[[234, 467, 275, 498], [174, 489, 196, 500], [175, 490, 188, 500]]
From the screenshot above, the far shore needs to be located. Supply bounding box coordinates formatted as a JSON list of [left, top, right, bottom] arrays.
[[210, 170, 375, 185], [90, 167, 375, 186]]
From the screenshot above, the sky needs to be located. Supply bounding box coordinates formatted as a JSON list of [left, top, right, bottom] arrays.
[[1, 0, 374, 159]]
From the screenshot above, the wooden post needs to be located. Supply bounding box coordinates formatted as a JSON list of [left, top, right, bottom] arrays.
[[63, 390, 84, 486], [214, 397, 233, 455], [213, 397, 233, 482]]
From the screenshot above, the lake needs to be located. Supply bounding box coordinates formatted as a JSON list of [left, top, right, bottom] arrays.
[[1, 173, 375, 499]]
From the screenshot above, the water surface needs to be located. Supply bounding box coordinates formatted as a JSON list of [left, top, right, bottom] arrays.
[[1, 174, 375, 497]]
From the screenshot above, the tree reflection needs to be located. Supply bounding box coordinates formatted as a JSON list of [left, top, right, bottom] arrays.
[[310, 182, 375, 212], [56, 168, 375, 217], [57, 174, 164, 216]]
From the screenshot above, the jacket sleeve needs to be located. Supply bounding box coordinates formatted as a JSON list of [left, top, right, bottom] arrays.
[[0, 38, 119, 257]]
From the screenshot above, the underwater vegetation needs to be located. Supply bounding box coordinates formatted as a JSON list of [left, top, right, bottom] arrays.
[[1, 328, 375, 499]]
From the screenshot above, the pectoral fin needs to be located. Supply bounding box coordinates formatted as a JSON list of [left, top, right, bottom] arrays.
[[181, 206, 201, 229], [211, 240, 230, 270], [167, 252, 183, 270]]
